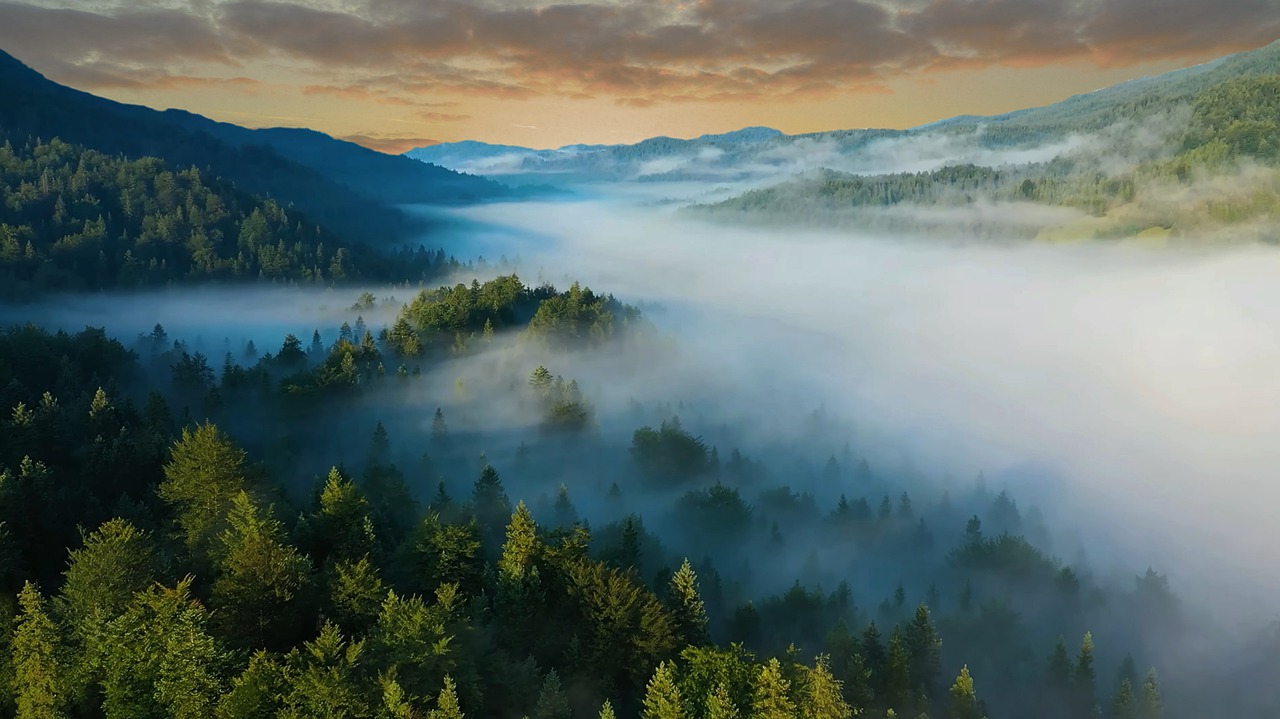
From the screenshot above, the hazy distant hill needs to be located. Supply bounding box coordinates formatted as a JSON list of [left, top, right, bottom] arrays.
[[0, 49, 509, 244], [411, 40, 1280, 190]]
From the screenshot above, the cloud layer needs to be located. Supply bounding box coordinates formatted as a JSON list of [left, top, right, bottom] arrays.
[[3, 0, 1277, 104]]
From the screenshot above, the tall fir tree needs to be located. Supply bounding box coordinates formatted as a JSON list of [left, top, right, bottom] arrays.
[[1112, 678, 1136, 719], [666, 558, 710, 647], [706, 683, 740, 719], [158, 422, 251, 560], [948, 665, 981, 719], [752, 658, 797, 719], [15, 581, 65, 719], [643, 661, 687, 719], [1074, 632, 1098, 718], [1138, 670, 1161, 719], [802, 654, 852, 719]]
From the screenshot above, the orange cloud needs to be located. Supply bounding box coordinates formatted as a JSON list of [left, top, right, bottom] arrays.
[[339, 134, 440, 154]]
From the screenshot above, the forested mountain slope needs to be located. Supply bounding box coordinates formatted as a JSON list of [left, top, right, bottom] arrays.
[[0, 277, 1214, 718], [0, 49, 509, 245]]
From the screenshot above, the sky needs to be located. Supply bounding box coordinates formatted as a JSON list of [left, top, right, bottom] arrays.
[[0, 0, 1277, 152]]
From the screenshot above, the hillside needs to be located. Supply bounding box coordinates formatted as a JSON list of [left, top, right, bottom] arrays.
[[0, 134, 466, 297], [687, 51, 1280, 241], [0, 49, 509, 245], [411, 40, 1280, 191]]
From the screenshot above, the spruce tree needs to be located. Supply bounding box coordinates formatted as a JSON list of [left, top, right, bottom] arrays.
[[1074, 632, 1097, 718], [15, 581, 65, 719], [752, 658, 797, 719], [948, 665, 981, 719], [211, 492, 315, 651], [1112, 678, 1136, 719], [885, 628, 914, 715], [1138, 670, 1161, 719], [904, 603, 942, 700], [666, 558, 710, 647], [158, 422, 250, 559], [643, 661, 687, 719], [706, 683, 740, 719], [803, 654, 852, 719], [532, 670, 571, 719], [427, 675, 464, 719]]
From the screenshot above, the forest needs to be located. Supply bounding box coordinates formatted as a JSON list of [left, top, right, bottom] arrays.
[[0, 272, 1198, 719], [3, 30, 1280, 719], [690, 76, 1280, 242]]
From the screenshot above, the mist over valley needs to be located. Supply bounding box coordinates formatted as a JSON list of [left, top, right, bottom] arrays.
[[2, 27, 1280, 719]]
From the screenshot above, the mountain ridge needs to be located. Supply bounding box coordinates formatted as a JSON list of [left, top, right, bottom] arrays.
[[0, 48, 511, 244]]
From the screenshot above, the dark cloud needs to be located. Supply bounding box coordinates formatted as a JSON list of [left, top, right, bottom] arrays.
[[2, 0, 1277, 100], [0, 1, 241, 88]]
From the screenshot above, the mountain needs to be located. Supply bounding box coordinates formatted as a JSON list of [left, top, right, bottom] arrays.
[[0, 48, 509, 244], [404, 126, 799, 184], [410, 40, 1280, 189], [924, 38, 1280, 146]]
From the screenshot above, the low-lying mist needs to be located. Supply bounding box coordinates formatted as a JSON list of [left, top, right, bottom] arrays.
[[453, 194, 1280, 617]]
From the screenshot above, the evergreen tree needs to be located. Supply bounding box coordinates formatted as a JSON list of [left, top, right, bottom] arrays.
[[211, 492, 315, 651], [472, 464, 512, 539], [904, 604, 942, 700], [642, 661, 687, 719], [499, 501, 540, 581], [948, 665, 981, 719], [885, 628, 914, 715], [532, 670, 571, 719], [15, 582, 65, 719], [803, 654, 852, 719], [100, 578, 224, 719], [1074, 632, 1097, 718], [666, 558, 710, 647], [706, 683, 740, 719], [278, 622, 371, 718], [427, 675, 464, 719], [158, 422, 251, 559], [752, 658, 797, 719], [1138, 670, 1161, 719], [598, 699, 617, 719], [1112, 678, 1136, 719]]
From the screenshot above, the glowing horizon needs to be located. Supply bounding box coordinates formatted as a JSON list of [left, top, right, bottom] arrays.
[[1, 0, 1275, 152]]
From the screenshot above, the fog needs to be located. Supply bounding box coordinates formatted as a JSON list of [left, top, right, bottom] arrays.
[[449, 194, 1280, 616], [9, 121, 1280, 714]]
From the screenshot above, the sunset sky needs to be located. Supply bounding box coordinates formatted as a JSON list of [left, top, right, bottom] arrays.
[[1, 0, 1277, 152]]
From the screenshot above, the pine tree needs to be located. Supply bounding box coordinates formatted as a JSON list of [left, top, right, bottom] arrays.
[[532, 670, 571, 719], [499, 502, 540, 581], [904, 604, 942, 700], [753, 658, 797, 719], [643, 661, 687, 719], [705, 683, 740, 719], [803, 654, 852, 719], [431, 408, 449, 448], [885, 628, 914, 715], [211, 492, 314, 651], [948, 665, 981, 719], [428, 675, 465, 719], [472, 464, 512, 537], [1112, 678, 1136, 719], [158, 422, 250, 559], [15, 582, 65, 719], [102, 579, 224, 719], [598, 699, 617, 719], [1074, 632, 1098, 718], [1138, 670, 1161, 719], [666, 558, 710, 647]]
